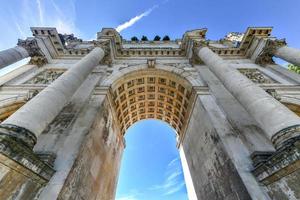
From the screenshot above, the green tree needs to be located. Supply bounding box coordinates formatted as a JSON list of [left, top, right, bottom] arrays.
[[162, 35, 170, 41], [288, 64, 300, 74], [141, 35, 148, 41], [131, 36, 139, 42], [153, 35, 161, 41]]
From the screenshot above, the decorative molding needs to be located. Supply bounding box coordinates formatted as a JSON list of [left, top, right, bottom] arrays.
[[272, 125, 300, 149], [266, 89, 281, 101], [29, 56, 48, 67], [17, 38, 48, 66], [238, 68, 276, 84], [147, 59, 156, 68], [25, 69, 65, 84]]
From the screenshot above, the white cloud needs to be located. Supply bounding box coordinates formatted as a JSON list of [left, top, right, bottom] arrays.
[[115, 5, 158, 33], [149, 156, 186, 196], [36, 0, 44, 25], [116, 190, 142, 200], [116, 195, 138, 200]]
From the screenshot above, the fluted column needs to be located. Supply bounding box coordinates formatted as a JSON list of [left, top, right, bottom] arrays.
[[1, 47, 105, 148], [274, 46, 300, 66], [197, 46, 300, 149], [0, 46, 29, 69]]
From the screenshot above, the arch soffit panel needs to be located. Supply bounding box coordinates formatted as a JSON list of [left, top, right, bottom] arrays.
[[106, 68, 197, 139]]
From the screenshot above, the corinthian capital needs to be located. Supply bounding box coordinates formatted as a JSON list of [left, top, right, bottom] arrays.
[[255, 39, 287, 65], [17, 38, 44, 57], [93, 39, 112, 66], [93, 39, 111, 56], [17, 38, 47, 66]]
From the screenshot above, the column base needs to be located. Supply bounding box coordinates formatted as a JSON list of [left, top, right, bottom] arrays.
[[251, 136, 300, 185], [0, 125, 55, 198], [271, 125, 300, 149], [0, 132, 55, 183], [0, 124, 37, 148]]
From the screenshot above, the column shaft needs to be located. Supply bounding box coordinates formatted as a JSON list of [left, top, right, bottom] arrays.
[[2, 47, 105, 145], [274, 46, 300, 66], [197, 47, 300, 148], [0, 46, 29, 69]]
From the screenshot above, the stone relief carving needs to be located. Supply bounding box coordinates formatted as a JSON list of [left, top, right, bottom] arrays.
[[18, 38, 42, 57], [266, 89, 281, 101], [238, 68, 276, 84], [25, 70, 65, 84], [18, 38, 48, 67], [42, 103, 76, 135], [255, 39, 287, 65]]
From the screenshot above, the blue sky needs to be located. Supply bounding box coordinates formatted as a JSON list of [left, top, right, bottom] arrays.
[[1, 0, 300, 199], [116, 120, 187, 200]]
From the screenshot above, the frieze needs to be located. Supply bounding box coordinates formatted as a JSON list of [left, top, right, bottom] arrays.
[[25, 69, 65, 84], [238, 68, 276, 84]]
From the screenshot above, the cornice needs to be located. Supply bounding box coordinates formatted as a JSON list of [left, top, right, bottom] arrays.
[[28, 26, 276, 62]]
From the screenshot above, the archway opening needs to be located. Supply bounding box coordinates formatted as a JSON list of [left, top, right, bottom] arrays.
[[107, 69, 197, 199], [116, 119, 188, 200]]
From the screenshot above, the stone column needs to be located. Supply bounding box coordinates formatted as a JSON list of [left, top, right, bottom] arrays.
[[274, 46, 300, 66], [1, 47, 105, 148], [0, 46, 29, 69], [197, 46, 300, 149]]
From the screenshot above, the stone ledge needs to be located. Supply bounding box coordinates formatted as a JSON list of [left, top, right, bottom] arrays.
[[252, 138, 300, 185], [0, 134, 55, 184]]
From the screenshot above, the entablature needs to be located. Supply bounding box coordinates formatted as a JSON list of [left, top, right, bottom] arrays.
[[27, 26, 277, 64]]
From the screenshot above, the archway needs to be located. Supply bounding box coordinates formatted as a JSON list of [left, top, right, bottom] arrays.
[[107, 68, 197, 144], [106, 68, 197, 199], [115, 119, 188, 199]]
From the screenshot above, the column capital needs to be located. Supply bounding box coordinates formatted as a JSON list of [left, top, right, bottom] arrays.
[[190, 41, 209, 64], [17, 38, 47, 66], [17, 38, 43, 57], [93, 39, 112, 65], [93, 39, 110, 55], [255, 38, 287, 65]]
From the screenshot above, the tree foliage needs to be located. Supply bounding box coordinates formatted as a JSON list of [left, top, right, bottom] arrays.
[[162, 35, 170, 41], [141, 35, 148, 41], [131, 36, 139, 41], [288, 64, 300, 74], [153, 35, 161, 41]]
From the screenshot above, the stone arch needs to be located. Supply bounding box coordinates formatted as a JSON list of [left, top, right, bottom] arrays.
[[106, 68, 197, 140], [280, 96, 300, 116], [101, 63, 203, 87], [0, 95, 28, 122]]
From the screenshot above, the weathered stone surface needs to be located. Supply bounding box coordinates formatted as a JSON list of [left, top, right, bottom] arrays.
[[58, 99, 124, 200], [182, 96, 252, 200], [0, 26, 300, 200]]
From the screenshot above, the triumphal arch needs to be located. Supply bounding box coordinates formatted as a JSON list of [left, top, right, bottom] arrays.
[[0, 26, 300, 200]]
